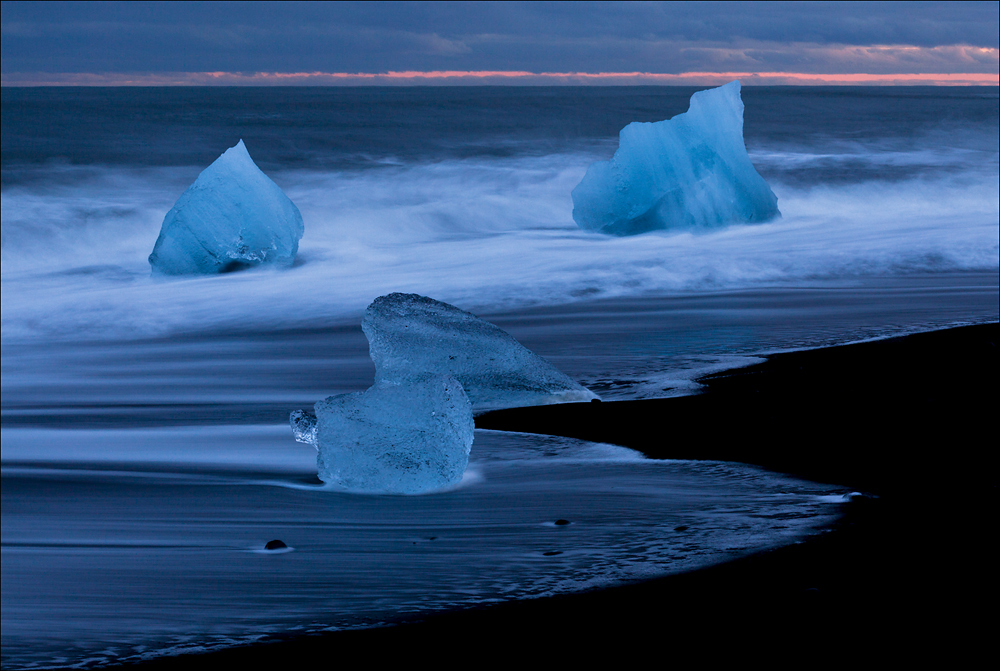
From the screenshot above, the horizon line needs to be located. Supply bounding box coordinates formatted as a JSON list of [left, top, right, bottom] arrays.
[[3, 70, 998, 87]]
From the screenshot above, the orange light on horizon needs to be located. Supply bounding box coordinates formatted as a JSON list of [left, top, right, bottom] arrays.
[[3, 70, 998, 86]]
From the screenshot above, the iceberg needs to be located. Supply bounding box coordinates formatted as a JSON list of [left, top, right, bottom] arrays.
[[291, 293, 597, 493], [149, 140, 304, 275], [363, 293, 598, 413], [571, 80, 779, 236]]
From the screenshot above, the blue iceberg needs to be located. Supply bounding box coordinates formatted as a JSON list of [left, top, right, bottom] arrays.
[[291, 293, 597, 493], [572, 81, 779, 236], [363, 293, 598, 414], [149, 140, 304, 275]]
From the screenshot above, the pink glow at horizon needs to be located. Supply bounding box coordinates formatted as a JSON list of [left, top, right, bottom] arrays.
[[4, 70, 997, 87]]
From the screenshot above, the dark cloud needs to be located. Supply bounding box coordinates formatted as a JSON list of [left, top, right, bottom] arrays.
[[2, 1, 997, 74]]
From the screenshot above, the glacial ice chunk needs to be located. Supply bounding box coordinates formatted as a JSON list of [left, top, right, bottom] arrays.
[[571, 80, 779, 236], [149, 140, 304, 275], [363, 293, 598, 413], [291, 293, 596, 493], [303, 375, 474, 494]]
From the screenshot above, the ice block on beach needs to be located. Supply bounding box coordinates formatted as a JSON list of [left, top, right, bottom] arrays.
[[363, 292, 598, 413], [572, 80, 779, 236], [308, 375, 473, 494], [149, 140, 304, 275], [291, 293, 597, 493]]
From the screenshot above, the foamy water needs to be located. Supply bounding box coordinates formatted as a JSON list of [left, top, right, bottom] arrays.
[[2, 147, 996, 341]]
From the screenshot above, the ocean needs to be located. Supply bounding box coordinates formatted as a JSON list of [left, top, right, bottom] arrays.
[[2, 85, 998, 668]]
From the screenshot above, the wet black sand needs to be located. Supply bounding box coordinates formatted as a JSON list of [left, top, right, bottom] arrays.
[[125, 322, 997, 666]]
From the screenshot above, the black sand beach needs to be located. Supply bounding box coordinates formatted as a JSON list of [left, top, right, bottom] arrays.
[[123, 322, 998, 667]]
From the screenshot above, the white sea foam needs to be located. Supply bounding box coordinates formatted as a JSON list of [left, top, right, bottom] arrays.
[[1, 150, 997, 341]]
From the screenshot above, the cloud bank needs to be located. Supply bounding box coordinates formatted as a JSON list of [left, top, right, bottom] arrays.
[[3, 1, 997, 85]]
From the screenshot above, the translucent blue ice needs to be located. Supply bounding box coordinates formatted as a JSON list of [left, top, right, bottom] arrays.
[[305, 375, 473, 495], [149, 140, 304, 275], [363, 293, 598, 414], [572, 81, 779, 236], [291, 293, 597, 493]]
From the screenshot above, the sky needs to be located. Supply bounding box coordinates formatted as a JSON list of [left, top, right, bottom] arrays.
[[2, 1, 998, 85]]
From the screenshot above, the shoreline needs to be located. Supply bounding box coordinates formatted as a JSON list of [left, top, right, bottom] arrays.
[[481, 322, 999, 496], [122, 322, 997, 666]]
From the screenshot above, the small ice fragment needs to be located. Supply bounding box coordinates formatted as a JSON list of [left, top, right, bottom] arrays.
[[290, 410, 318, 447], [149, 140, 304, 275], [312, 375, 474, 494], [363, 293, 598, 413], [571, 80, 779, 235]]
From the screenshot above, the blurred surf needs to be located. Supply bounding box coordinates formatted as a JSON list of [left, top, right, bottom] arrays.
[[2, 86, 996, 341], [1, 85, 997, 669]]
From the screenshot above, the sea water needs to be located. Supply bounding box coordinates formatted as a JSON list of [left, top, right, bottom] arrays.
[[2, 86, 998, 668]]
